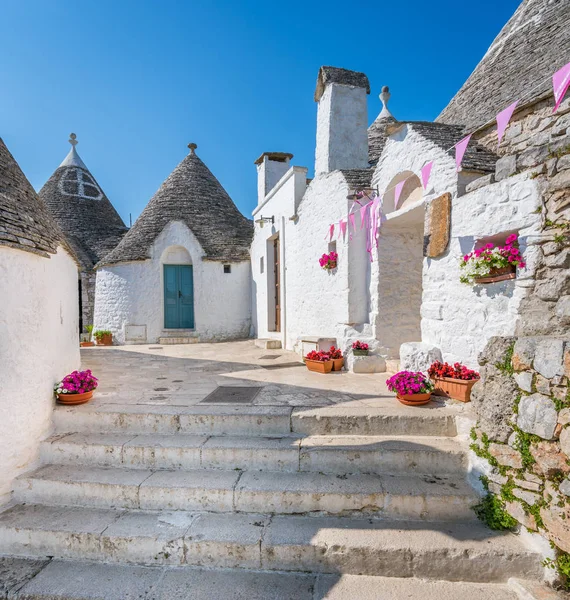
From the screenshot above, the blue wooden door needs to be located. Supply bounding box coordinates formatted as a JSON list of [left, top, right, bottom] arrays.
[[164, 265, 194, 329]]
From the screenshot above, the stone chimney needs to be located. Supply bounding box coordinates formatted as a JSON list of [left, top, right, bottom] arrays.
[[254, 152, 294, 205], [314, 66, 370, 175]]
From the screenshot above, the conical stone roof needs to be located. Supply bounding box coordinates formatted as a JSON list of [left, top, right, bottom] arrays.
[[0, 136, 70, 258], [100, 144, 253, 266], [39, 134, 128, 270], [437, 0, 570, 130]]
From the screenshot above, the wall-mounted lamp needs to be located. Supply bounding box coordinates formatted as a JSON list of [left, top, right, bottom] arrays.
[[255, 215, 275, 228], [346, 187, 379, 201]]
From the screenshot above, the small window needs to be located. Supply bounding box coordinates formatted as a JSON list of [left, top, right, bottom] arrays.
[[224, 264, 231, 274], [260, 256, 264, 274], [328, 241, 337, 254]]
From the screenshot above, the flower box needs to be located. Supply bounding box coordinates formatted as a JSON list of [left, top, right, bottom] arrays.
[[95, 332, 112, 346], [352, 349, 369, 356], [332, 358, 344, 371], [431, 376, 479, 403], [56, 390, 94, 405], [473, 264, 516, 284], [305, 359, 333, 374], [80, 341, 95, 347], [54, 370, 98, 405], [386, 371, 434, 407]]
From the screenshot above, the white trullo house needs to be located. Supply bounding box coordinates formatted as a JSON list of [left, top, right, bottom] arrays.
[[39, 134, 128, 331], [250, 0, 568, 370], [0, 137, 79, 502], [93, 143, 253, 344]]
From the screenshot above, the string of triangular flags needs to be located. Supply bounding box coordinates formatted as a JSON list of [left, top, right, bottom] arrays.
[[327, 60, 570, 263]]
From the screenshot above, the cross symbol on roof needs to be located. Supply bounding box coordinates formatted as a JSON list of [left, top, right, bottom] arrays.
[[69, 133, 78, 148]]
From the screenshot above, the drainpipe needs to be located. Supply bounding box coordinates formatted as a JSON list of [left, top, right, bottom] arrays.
[[281, 215, 287, 349]]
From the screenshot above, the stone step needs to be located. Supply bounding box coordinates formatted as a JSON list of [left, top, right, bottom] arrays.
[[14, 465, 477, 520], [53, 403, 458, 437], [254, 338, 282, 349], [41, 432, 467, 475], [0, 557, 526, 600], [0, 505, 541, 583]]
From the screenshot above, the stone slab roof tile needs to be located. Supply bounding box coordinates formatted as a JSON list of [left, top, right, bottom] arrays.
[[315, 66, 370, 101], [437, 0, 570, 130], [99, 146, 253, 266], [0, 137, 68, 258], [341, 169, 374, 190]]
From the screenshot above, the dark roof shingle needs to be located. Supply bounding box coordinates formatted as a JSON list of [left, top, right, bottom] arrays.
[[0, 137, 68, 258], [315, 66, 370, 101], [100, 146, 253, 266], [437, 0, 570, 130]]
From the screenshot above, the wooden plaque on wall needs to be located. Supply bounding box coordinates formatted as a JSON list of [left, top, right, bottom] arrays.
[[423, 192, 451, 258]]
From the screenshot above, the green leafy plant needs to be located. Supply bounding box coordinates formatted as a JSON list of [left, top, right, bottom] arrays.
[[496, 342, 515, 375], [544, 549, 570, 590], [512, 428, 539, 469], [93, 329, 112, 340], [474, 494, 517, 530]]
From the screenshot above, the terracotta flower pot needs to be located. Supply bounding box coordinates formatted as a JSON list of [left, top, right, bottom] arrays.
[[396, 393, 432, 406], [305, 359, 333, 374], [56, 390, 94, 405], [95, 333, 113, 346], [474, 265, 516, 284], [352, 349, 369, 356], [431, 377, 479, 403], [332, 358, 344, 371], [80, 341, 94, 347]]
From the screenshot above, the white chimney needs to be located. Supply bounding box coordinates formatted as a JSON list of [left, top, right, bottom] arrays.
[[254, 152, 294, 205], [314, 66, 370, 175]]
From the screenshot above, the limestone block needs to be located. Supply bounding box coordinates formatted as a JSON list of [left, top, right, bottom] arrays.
[[524, 472, 542, 485], [516, 479, 541, 492], [559, 479, 570, 497], [347, 354, 386, 374], [541, 503, 570, 553], [512, 487, 540, 506], [512, 338, 537, 371], [559, 409, 570, 427], [558, 154, 570, 171], [555, 296, 570, 325], [488, 443, 523, 469], [565, 343, 570, 378], [517, 145, 550, 170], [423, 193, 451, 258], [534, 374, 551, 395], [534, 338, 565, 379], [488, 471, 508, 486], [465, 174, 494, 193], [505, 501, 537, 531], [548, 168, 570, 193], [544, 248, 570, 269], [495, 155, 517, 181], [399, 342, 442, 372], [514, 371, 533, 393], [471, 371, 517, 443], [517, 393, 558, 439], [559, 427, 570, 457], [530, 441, 570, 477]]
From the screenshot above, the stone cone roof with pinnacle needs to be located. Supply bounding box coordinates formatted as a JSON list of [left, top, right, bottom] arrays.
[[39, 134, 128, 270], [437, 0, 570, 130], [100, 144, 253, 266], [0, 136, 74, 259]]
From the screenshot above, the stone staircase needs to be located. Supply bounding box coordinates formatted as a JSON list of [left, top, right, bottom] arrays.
[[0, 402, 552, 599]]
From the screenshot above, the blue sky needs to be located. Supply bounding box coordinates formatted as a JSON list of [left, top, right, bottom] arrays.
[[0, 0, 521, 223]]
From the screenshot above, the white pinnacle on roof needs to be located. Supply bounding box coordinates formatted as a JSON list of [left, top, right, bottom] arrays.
[[59, 133, 88, 169], [378, 86, 394, 120]]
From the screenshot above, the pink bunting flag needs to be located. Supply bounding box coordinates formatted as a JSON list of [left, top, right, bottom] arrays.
[[454, 134, 472, 172], [348, 213, 356, 240], [420, 161, 433, 191], [553, 61, 570, 113], [327, 223, 334, 241], [339, 219, 347, 240], [394, 181, 406, 210], [360, 202, 371, 230], [496, 101, 518, 145]]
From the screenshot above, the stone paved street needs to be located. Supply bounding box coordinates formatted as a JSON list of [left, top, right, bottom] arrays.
[[80, 341, 467, 413]]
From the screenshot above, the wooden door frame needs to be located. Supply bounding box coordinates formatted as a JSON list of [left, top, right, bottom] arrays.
[[273, 236, 281, 332]]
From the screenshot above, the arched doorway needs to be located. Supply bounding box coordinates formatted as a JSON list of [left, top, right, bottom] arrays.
[[376, 173, 425, 358]]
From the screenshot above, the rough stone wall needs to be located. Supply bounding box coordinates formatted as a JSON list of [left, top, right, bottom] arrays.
[[80, 270, 96, 331], [471, 96, 570, 570], [0, 246, 79, 503]]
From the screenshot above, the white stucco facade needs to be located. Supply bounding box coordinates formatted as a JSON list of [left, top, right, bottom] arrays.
[[0, 246, 79, 503], [93, 221, 252, 344]]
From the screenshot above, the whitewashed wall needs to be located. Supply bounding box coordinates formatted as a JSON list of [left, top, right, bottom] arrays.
[[0, 246, 79, 503], [94, 221, 251, 344], [372, 125, 543, 367]]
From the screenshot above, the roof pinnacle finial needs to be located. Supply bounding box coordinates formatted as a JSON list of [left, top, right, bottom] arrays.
[[188, 142, 197, 155], [378, 86, 393, 119], [69, 133, 78, 148]]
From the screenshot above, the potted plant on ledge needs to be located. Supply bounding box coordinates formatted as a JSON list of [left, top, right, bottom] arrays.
[[352, 341, 369, 356], [319, 251, 338, 271], [428, 361, 480, 403], [80, 324, 94, 347], [94, 329, 113, 346], [305, 350, 333, 374], [329, 346, 344, 371], [460, 234, 525, 284], [386, 371, 434, 406], [55, 370, 98, 405]]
